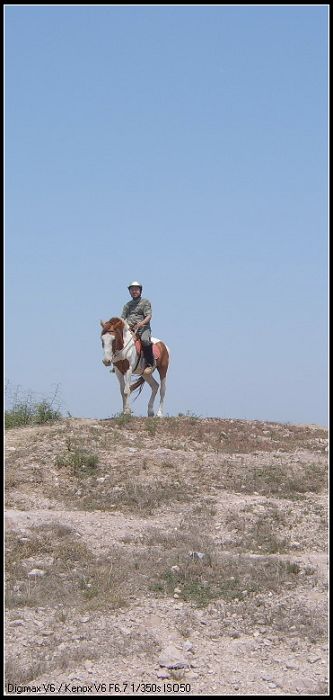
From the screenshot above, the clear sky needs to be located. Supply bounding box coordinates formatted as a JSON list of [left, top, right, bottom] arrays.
[[4, 5, 329, 426]]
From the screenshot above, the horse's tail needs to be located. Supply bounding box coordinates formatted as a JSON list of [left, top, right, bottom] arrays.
[[130, 376, 145, 400]]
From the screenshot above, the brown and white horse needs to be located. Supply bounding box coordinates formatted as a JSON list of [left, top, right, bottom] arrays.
[[100, 318, 170, 417]]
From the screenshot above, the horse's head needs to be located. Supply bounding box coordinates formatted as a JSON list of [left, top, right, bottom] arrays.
[[100, 318, 125, 366]]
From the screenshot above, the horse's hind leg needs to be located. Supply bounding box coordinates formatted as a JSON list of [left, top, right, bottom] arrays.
[[143, 375, 159, 417], [156, 376, 166, 417], [155, 346, 169, 417]]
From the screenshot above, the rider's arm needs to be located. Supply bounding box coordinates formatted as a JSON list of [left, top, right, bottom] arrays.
[[134, 313, 152, 330]]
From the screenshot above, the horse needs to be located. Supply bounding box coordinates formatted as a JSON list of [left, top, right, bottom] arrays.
[[100, 317, 170, 417]]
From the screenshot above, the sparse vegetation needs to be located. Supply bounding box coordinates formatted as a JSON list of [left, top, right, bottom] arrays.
[[6, 525, 131, 611], [5, 399, 62, 429], [5, 383, 63, 429], [5, 414, 328, 693], [55, 448, 98, 477], [226, 504, 289, 553], [153, 554, 303, 607], [110, 411, 134, 426]]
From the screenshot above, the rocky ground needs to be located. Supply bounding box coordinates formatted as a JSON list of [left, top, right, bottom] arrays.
[[5, 416, 329, 696]]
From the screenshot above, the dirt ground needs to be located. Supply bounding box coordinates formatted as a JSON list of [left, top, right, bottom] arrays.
[[4, 416, 329, 696]]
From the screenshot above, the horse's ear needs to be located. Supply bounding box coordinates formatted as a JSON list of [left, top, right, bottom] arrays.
[[100, 320, 105, 327]]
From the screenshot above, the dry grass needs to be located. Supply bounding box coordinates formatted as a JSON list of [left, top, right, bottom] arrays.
[[226, 503, 290, 553], [79, 476, 194, 514], [141, 516, 308, 610], [177, 454, 328, 500], [102, 416, 328, 455], [5, 524, 132, 612], [5, 424, 327, 517], [5, 416, 328, 688], [221, 592, 328, 644], [5, 514, 316, 622], [5, 659, 48, 688]]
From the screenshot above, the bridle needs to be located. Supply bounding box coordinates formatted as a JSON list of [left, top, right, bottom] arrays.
[[102, 327, 141, 369]]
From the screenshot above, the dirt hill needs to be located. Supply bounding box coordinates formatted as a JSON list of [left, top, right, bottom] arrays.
[[5, 416, 329, 696]]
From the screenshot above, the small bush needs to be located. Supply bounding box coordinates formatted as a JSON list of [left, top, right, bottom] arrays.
[[55, 449, 98, 477], [5, 402, 34, 429], [5, 384, 63, 429], [111, 412, 133, 426], [33, 400, 62, 424]]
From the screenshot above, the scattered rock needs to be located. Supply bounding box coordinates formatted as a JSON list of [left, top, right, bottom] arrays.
[[27, 569, 46, 577], [159, 645, 190, 670], [9, 620, 24, 626]]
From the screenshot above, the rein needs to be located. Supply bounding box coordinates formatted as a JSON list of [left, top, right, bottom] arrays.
[[110, 334, 133, 362], [106, 329, 142, 371]]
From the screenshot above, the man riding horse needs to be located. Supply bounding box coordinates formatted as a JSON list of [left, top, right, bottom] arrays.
[[121, 281, 156, 375]]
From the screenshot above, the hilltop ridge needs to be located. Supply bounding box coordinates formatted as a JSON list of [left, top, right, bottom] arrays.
[[5, 416, 328, 696]]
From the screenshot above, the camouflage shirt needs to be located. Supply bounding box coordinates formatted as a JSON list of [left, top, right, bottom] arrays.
[[121, 297, 152, 330]]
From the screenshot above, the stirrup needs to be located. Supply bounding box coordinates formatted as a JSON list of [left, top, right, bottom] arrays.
[[143, 363, 155, 375]]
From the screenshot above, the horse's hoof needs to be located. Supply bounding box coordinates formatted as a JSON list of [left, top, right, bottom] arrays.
[[148, 411, 155, 417]]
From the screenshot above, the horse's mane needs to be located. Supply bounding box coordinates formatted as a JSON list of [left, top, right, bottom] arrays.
[[104, 317, 130, 331]]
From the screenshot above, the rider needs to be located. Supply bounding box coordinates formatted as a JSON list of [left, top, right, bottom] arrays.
[[121, 282, 156, 375]]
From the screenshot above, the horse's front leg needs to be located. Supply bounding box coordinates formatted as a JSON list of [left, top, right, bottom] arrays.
[[122, 367, 134, 414], [115, 367, 133, 415]]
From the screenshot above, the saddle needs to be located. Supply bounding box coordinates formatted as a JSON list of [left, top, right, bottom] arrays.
[[134, 337, 160, 360]]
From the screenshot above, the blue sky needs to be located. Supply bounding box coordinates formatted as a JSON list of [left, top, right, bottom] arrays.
[[5, 5, 328, 425]]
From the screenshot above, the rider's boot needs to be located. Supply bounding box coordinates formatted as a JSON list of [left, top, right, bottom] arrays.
[[142, 344, 156, 375]]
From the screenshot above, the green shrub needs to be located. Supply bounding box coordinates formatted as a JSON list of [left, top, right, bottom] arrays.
[[5, 402, 34, 429], [33, 400, 62, 424], [5, 385, 63, 429], [55, 448, 98, 477]]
